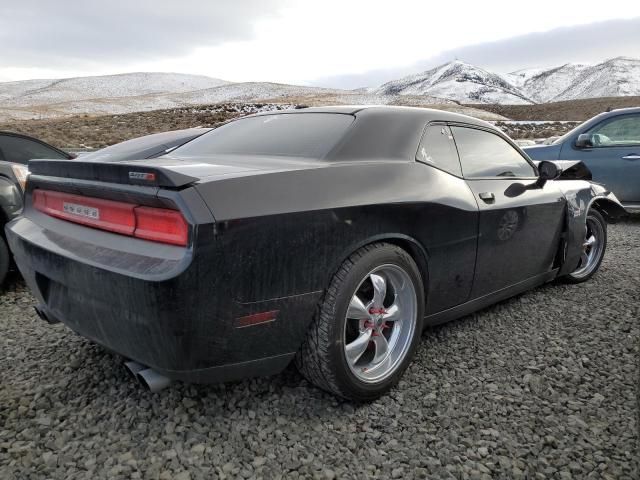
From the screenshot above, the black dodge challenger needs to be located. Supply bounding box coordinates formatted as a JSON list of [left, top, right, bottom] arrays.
[[5, 106, 627, 401]]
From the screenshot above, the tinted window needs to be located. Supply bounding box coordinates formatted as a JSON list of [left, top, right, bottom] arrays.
[[416, 125, 462, 176], [452, 127, 535, 178], [0, 135, 67, 164], [173, 113, 354, 159], [589, 115, 640, 146]]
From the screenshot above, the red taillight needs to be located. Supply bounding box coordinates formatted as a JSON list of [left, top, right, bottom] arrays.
[[33, 190, 189, 246], [133, 206, 189, 246], [33, 190, 136, 235]]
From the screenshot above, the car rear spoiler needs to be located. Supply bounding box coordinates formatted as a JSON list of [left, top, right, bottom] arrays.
[[28, 159, 198, 188]]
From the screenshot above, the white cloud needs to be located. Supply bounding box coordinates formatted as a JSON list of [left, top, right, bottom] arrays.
[[1, 0, 639, 84]]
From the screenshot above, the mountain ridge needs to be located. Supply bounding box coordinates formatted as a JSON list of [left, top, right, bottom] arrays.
[[0, 57, 638, 121], [376, 57, 640, 105]]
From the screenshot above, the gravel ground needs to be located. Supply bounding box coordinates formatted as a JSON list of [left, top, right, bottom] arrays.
[[1, 220, 638, 480]]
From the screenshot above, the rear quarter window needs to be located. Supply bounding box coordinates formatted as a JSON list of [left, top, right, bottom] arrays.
[[172, 113, 354, 159], [416, 124, 462, 176]]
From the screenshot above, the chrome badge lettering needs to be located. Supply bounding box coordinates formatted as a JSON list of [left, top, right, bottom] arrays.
[[63, 202, 100, 220]]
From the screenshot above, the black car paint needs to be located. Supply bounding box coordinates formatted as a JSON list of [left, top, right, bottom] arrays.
[[79, 128, 212, 163], [5, 106, 627, 384], [464, 177, 565, 297]]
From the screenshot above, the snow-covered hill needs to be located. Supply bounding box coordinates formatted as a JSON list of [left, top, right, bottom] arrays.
[[507, 57, 640, 102], [551, 57, 640, 101], [0, 74, 459, 121], [506, 63, 590, 103], [375, 61, 534, 105], [1, 57, 638, 121], [0, 72, 229, 107]]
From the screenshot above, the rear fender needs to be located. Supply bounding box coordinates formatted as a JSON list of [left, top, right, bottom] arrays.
[[328, 233, 430, 306]]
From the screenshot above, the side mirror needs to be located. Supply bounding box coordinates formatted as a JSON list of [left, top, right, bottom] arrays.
[[536, 161, 561, 188], [575, 133, 594, 149], [538, 161, 561, 180], [506, 161, 562, 195]]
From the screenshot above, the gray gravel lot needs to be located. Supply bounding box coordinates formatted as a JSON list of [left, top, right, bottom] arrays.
[[1, 220, 638, 480]]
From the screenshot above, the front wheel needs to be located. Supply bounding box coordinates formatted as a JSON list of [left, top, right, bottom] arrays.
[[295, 243, 424, 401], [564, 209, 607, 284]]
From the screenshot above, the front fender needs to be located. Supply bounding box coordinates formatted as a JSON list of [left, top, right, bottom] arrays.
[[556, 181, 627, 276], [588, 184, 628, 223]]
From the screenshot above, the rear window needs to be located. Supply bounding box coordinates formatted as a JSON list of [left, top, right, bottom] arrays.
[[172, 113, 354, 159]]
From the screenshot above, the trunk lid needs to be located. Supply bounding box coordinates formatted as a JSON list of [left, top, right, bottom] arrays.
[[29, 155, 325, 188]]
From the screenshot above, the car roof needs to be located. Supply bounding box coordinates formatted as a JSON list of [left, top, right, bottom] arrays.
[[253, 105, 492, 128], [0, 130, 47, 141], [194, 105, 501, 162], [574, 106, 640, 131], [255, 105, 484, 122]]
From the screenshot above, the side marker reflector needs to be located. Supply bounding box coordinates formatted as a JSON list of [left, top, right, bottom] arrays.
[[235, 310, 279, 328]]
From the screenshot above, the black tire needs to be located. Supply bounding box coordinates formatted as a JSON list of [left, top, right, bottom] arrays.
[[563, 209, 607, 284], [0, 235, 9, 288], [295, 243, 425, 401]]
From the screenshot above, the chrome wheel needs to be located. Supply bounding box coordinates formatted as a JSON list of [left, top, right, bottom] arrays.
[[344, 264, 417, 383], [571, 215, 605, 279]]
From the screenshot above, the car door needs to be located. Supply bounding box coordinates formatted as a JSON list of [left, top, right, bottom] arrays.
[[563, 113, 640, 204], [451, 125, 566, 298], [0, 133, 69, 165]]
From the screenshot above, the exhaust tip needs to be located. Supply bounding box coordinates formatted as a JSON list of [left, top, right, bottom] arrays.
[[136, 368, 172, 393], [124, 361, 146, 379]]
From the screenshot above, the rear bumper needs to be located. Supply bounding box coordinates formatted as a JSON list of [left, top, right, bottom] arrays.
[[5, 216, 321, 383]]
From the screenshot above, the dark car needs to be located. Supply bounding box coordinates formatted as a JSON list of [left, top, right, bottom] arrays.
[[0, 132, 73, 285], [524, 107, 640, 210], [5, 106, 626, 400], [79, 128, 212, 162], [0, 128, 210, 286]]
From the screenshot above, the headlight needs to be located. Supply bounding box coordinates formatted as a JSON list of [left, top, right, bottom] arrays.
[[11, 164, 30, 192]]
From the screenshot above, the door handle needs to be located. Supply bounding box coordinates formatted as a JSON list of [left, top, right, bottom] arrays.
[[478, 192, 495, 203], [622, 154, 640, 160]]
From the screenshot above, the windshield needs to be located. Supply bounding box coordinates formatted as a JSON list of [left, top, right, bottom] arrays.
[[172, 113, 354, 159]]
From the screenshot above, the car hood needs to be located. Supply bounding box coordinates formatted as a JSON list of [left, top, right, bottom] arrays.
[[522, 143, 562, 160]]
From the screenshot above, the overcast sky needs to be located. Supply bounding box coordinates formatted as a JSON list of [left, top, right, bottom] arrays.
[[1, 1, 639, 87]]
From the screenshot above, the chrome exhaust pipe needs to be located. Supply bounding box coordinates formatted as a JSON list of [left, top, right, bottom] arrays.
[[136, 368, 172, 392], [124, 361, 146, 379]]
